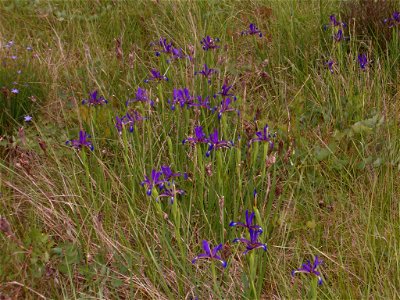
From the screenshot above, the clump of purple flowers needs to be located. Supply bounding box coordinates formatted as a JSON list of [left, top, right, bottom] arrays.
[[192, 240, 227, 268], [195, 64, 217, 84], [168, 88, 194, 110], [384, 11, 400, 28], [358, 53, 368, 70], [292, 256, 323, 285], [115, 110, 145, 134], [141, 166, 187, 202], [66, 130, 94, 151], [126, 87, 154, 107], [145, 69, 168, 83], [324, 15, 348, 42], [241, 23, 263, 37], [182, 127, 233, 157], [248, 124, 275, 149], [82, 90, 108, 106], [230, 210, 267, 255], [200, 36, 220, 51]]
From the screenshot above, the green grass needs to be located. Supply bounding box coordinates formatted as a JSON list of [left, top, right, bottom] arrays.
[[1, 0, 400, 299]]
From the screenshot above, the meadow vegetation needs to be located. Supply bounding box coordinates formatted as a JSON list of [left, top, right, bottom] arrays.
[[0, 0, 399, 299]]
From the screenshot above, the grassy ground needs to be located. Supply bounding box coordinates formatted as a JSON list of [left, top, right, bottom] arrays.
[[1, 0, 399, 299]]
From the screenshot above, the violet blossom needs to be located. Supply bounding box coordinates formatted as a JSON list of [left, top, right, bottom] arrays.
[[241, 23, 263, 37], [82, 90, 108, 106], [292, 256, 323, 285], [66, 130, 94, 151], [192, 240, 227, 268]]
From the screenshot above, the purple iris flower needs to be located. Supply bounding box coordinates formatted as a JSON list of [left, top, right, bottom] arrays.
[[161, 165, 188, 181], [11, 88, 19, 94], [169, 88, 193, 110], [292, 256, 323, 285], [5, 40, 14, 48], [200, 36, 220, 51], [233, 229, 267, 255], [189, 96, 211, 109], [334, 29, 344, 42], [145, 69, 168, 83], [241, 23, 263, 37], [358, 53, 368, 70], [126, 87, 154, 107], [229, 210, 263, 233], [82, 90, 108, 106], [183, 126, 208, 145], [195, 64, 217, 84], [157, 186, 185, 203], [171, 47, 185, 59], [206, 129, 233, 157], [141, 169, 164, 196], [153, 37, 174, 56], [326, 60, 335, 74], [66, 130, 94, 151], [384, 11, 400, 28], [192, 240, 227, 268], [329, 15, 347, 28], [152, 37, 191, 62], [215, 83, 236, 100], [115, 110, 145, 134], [249, 125, 274, 149], [215, 97, 238, 119], [24, 115, 32, 122]]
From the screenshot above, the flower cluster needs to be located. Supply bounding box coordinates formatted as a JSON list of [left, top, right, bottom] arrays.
[[192, 210, 266, 269], [183, 126, 233, 157], [141, 166, 187, 202], [324, 15, 348, 42], [82, 90, 108, 106], [230, 210, 267, 254], [166, 86, 239, 118], [56, 20, 333, 289], [168, 88, 194, 110]]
